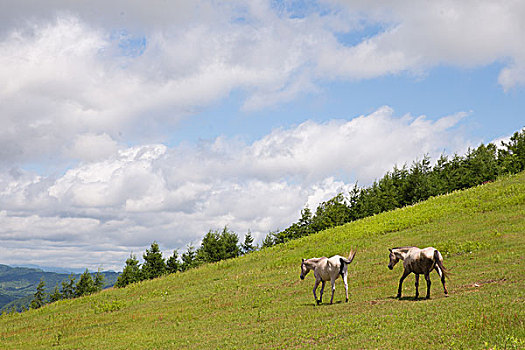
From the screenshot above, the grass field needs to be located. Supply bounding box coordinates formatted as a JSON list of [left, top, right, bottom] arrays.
[[1, 172, 524, 349]]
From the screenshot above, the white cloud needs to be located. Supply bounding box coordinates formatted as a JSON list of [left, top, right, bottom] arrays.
[[0, 5, 318, 165], [490, 128, 525, 150], [0, 108, 470, 270], [1, 1, 522, 168], [244, 107, 470, 183], [66, 133, 120, 162], [320, 0, 525, 85]]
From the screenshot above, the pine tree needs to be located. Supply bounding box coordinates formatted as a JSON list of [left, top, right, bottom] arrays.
[[198, 226, 241, 262], [76, 269, 96, 297], [142, 241, 167, 279], [197, 230, 222, 263], [498, 129, 525, 173], [49, 283, 62, 302], [311, 193, 351, 232], [115, 253, 143, 288], [94, 269, 105, 291], [347, 182, 363, 221], [61, 275, 76, 299], [166, 250, 181, 273], [241, 231, 256, 254], [180, 245, 198, 272], [219, 226, 240, 259], [261, 232, 276, 248], [30, 279, 47, 309]]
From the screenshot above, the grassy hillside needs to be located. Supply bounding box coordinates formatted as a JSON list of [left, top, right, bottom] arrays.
[[1, 172, 524, 349], [0, 267, 119, 313]]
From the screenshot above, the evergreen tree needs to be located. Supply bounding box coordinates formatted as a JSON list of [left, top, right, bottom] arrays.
[[359, 183, 382, 217], [311, 193, 351, 232], [76, 269, 96, 297], [430, 154, 451, 194], [30, 279, 47, 309], [197, 227, 240, 263], [272, 227, 292, 244], [347, 183, 364, 220], [376, 173, 400, 212], [166, 250, 181, 273], [115, 253, 143, 288], [261, 232, 276, 248], [197, 230, 222, 263], [276, 207, 315, 242], [465, 143, 498, 185], [181, 245, 199, 271], [61, 275, 76, 299], [402, 156, 434, 204], [49, 283, 62, 302], [498, 129, 525, 173], [94, 269, 105, 291], [241, 231, 256, 254], [445, 153, 467, 191], [142, 241, 167, 279], [219, 227, 240, 260]]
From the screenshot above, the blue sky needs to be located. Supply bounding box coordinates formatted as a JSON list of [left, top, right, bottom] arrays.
[[0, 0, 523, 271], [175, 63, 523, 145]]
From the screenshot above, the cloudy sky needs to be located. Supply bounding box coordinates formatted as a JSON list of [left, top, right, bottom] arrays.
[[0, 0, 523, 272]]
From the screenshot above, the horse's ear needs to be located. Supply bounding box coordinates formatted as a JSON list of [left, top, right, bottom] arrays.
[[302, 258, 304, 262], [388, 248, 392, 253]]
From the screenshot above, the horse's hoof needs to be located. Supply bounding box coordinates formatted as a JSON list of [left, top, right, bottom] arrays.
[[396, 294, 401, 299], [425, 296, 430, 299], [345, 299, 348, 303]]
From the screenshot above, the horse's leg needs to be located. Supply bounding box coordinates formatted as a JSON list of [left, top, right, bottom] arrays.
[[343, 274, 349, 302], [313, 279, 321, 305], [424, 273, 431, 299], [319, 281, 326, 304], [330, 277, 336, 304], [397, 270, 410, 298], [435, 266, 448, 295], [415, 274, 421, 298]]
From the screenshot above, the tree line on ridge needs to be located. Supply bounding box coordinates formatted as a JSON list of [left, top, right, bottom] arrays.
[[115, 128, 525, 287], [24, 270, 105, 312]]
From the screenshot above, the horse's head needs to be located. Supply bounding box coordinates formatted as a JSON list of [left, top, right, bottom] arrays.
[[388, 248, 399, 270], [300, 258, 310, 280]]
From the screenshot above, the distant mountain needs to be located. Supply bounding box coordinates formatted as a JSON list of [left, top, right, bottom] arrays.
[[11, 264, 120, 274], [10, 264, 94, 274], [0, 264, 119, 312]]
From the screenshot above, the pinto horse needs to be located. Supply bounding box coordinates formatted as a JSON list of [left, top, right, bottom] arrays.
[[388, 246, 449, 299], [300, 249, 357, 305]]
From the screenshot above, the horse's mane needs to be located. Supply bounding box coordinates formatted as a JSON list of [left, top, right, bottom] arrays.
[[305, 257, 327, 263], [392, 246, 416, 250]]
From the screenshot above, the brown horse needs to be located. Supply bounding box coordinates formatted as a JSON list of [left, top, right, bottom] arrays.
[[388, 246, 448, 299], [300, 249, 357, 305]]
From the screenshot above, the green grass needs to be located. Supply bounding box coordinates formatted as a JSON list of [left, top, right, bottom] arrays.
[[0, 269, 120, 313], [1, 173, 524, 349]]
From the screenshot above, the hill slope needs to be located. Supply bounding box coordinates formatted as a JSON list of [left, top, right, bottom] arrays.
[[0, 266, 120, 313], [1, 172, 524, 349]]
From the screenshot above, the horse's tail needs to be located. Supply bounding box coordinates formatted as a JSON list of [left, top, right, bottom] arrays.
[[347, 248, 357, 264], [339, 248, 357, 277], [434, 249, 449, 279]]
